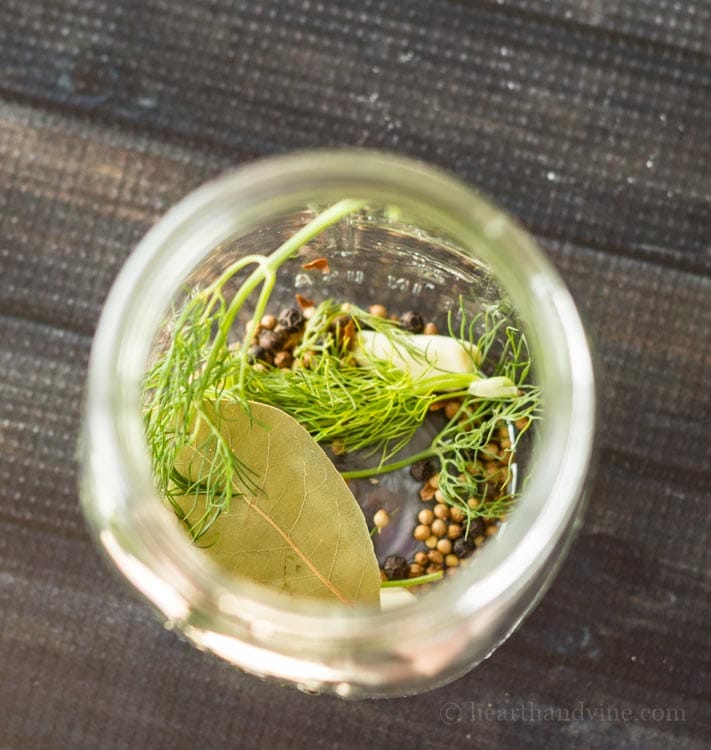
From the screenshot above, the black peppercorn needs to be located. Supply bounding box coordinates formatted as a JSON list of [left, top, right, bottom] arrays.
[[453, 537, 475, 559], [258, 328, 288, 351], [467, 518, 486, 539], [410, 458, 437, 483], [383, 554, 409, 581], [247, 345, 271, 364], [278, 306, 305, 333], [399, 311, 424, 333], [486, 481, 500, 499]]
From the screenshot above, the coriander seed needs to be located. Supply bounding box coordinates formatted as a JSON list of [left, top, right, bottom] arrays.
[[414, 551, 428, 566], [447, 523, 463, 540], [444, 400, 461, 420], [449, 507, 465, 523], [436, 538, 452, 555], [433, 503, 449, 520], [274, 351, 293, 369], [413, 524, 430, 541]]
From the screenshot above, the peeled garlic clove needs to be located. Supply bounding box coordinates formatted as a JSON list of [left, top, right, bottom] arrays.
[[467, 376, 518, 399], [355, 331, 478, 381], [379, 586, 418, 610]]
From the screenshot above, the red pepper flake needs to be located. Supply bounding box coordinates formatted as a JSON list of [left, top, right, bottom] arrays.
[[302, 257, 330, 273], [295, 293, 314, 308]]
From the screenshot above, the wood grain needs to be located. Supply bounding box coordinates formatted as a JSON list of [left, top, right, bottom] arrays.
[[0, 1, 710, 748]]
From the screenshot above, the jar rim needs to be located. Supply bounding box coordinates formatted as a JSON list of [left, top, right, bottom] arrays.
[[81, 149, 595, 667]]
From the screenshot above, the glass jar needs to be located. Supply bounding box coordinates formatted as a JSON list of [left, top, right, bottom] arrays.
[[79, 150, 596, 698]]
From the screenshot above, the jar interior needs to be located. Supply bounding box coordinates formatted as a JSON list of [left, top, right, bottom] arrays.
[[145, 203, 538, 607]]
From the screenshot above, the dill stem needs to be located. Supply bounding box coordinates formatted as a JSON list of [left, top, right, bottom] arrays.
[[341, 446, 440, 479], [236, 268, 276, 396], [198, 198, 366, 394], [412, 372, 478, 396], [380, 571, 444, 587], [201, 254, 272, 322]]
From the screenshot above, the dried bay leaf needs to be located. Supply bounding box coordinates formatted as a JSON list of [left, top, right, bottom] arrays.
[[172, 400, 381, 606]]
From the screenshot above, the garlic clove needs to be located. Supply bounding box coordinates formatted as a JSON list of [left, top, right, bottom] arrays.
[[355, 331, 479, 381]]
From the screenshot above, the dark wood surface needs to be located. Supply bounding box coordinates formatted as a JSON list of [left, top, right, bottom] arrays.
[[1, 2, 709, 748]]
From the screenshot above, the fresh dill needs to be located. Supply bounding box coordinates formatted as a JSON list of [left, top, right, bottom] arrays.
[[143, 199, 541, 549], [231, 298, 541, 529], [143, 200, 366, 540]]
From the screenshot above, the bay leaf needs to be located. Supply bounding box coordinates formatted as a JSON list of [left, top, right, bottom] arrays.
[[172, 400, 381, 606]]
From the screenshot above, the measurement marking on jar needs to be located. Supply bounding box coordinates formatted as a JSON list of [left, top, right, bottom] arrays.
[[346, 269, 365, 284], [386, 275, 436, 294]]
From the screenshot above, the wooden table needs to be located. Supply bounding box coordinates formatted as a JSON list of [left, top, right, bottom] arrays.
[[1, 1, 709, 748]]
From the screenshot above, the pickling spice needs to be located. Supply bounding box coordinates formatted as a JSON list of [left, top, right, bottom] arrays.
[[143, 200, 541, 603]]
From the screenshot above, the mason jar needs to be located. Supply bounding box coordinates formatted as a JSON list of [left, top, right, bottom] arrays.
[[79, 150, 596, 698]]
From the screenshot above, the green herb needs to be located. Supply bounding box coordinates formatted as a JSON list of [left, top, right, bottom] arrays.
[[380, 571, 444, 588], [143, 199, 541, 592], [144, 200, 365, 540], [230, 298, 541, 529]]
